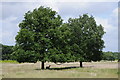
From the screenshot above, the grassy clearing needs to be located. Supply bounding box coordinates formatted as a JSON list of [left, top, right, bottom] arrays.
[[1, 61, 118, 78]]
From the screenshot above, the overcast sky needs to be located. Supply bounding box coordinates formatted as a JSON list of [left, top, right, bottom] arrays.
[[0, 0, 119, 52]]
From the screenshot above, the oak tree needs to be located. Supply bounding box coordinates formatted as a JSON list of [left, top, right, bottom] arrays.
[[14, 6, 63, 69], [67, 14, 105, 67]]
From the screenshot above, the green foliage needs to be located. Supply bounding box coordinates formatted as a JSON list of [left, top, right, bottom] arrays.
[[67, 14, 105, 62], [14, 6, 63, 63], [14, 6, 105, 68], [0, 60, 18, 63], [2, 44, 14, 60], [48, 24, 74, 63], [12, 49, 38, 63], [102, 51, 119, 61]]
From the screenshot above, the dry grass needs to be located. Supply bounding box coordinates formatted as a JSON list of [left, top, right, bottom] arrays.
[[1, 61, 118, 78]]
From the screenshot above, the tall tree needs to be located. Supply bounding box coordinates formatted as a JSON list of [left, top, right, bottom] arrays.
[[67, 14, 105, 67], [14, 6, 63, 69]]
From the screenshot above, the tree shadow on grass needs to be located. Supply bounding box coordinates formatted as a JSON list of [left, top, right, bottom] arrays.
[[49, 66, 80, 70], [35, 66, 81, 70]]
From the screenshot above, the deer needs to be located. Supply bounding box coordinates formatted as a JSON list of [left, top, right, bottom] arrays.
[[46, 65, 51, 69]]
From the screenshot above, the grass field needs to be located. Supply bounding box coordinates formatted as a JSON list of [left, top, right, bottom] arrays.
[[0, 60, 18, 63], [1, 61, 118, 78]]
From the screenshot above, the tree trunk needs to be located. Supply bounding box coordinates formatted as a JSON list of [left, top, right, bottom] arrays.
[[41, 61, 44, 69], [80, 61, 83, 67]]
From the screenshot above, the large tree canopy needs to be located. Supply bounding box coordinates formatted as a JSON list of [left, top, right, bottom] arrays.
[[13, 6, 105, 69], [67, 14, 105, 67], [14, 6, 63, 69]]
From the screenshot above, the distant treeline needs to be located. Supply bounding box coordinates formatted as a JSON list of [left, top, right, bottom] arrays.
[[102, 51, 119, 61], [1, 43, 120, 61], [1, 44, 13, 60]]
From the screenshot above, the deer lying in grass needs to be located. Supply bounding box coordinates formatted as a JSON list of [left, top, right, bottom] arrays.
[[46, 65, 51, 69]]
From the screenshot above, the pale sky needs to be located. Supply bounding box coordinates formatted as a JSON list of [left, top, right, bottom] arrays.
[[0, 0, 119, 52]]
